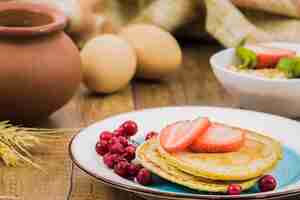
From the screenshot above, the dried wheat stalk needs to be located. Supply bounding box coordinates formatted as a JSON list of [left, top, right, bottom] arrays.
[[0, 121, 77, 169]]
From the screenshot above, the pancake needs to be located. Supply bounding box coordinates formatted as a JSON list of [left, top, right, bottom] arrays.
[[158, 124, 282, 181], [136, 139, 258, 193]]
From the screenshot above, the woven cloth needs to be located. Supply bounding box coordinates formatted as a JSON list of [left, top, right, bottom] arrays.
[[7, 0, 300, 47]]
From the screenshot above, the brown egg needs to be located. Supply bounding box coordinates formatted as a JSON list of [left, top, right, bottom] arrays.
[[119, 24, 182, 80], [81, 34, 137, 93]]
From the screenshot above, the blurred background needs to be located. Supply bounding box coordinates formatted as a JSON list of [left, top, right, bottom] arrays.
[[4, 0, 300, 47]]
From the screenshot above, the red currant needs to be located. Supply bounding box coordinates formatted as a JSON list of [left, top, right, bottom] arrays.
[[118, 136, 129, 147], [227, 184, 242, 195], [107, 136, 119, 149], [136, 168, 152, 185], [103, 153, 119, 168], [127, 163, 141, 177], [116, 157, 128, 164], [259, 175, 277, 192], [114, 160, 130, 178], [109, 142, 125, 155], [99, 131, 113, 141], [114, 127, 126, 137], [123, 145, 136, 161], [145, 131, 159, 140], [95, 141, 108, 156], [121, 120, 138, 137], [100, 139, 109, 147]]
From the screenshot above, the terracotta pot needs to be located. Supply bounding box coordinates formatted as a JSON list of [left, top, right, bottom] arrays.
[[0, 2, 82, 122]]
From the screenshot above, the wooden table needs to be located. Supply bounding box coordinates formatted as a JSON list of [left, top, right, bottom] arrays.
[[0, 43, 238, 200]]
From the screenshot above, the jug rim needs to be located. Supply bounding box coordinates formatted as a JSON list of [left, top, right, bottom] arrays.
[[0, 2, 67, 37]]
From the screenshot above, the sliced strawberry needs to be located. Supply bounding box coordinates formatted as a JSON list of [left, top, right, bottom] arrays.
[[190, 124, 245, 153], [246, 45, 296, 69], [160, 118, 211, 153]]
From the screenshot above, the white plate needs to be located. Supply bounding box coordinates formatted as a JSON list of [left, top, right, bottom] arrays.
[[69, 106, 300, 200]]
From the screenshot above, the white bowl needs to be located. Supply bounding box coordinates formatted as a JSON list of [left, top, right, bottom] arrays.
[[210, 42, 300, 118]]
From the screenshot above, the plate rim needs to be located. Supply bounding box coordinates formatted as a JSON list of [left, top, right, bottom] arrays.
[[69, 106, 300, 200]]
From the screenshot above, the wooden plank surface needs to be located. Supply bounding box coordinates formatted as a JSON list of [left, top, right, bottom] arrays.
[[69, 86, 135, 200], [0, 44, 233, 200]]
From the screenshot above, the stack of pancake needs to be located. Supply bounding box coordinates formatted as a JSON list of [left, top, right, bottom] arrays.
[[136, 125, 282, 193]]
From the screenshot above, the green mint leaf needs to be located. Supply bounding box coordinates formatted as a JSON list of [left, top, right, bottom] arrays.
[[293, 59, 300, 77], [276, 58, 300, 78], [236, 47, 257, 69]]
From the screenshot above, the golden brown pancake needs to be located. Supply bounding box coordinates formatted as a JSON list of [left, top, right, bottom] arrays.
[[136, 139, 258, 193]]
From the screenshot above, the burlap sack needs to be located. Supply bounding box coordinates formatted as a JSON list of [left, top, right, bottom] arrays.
[[6, 0, 300, 47], [205, 0, 300, 47]]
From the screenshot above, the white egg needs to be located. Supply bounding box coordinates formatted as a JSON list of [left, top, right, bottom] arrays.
[[81, 34, 137, 93], [119, 24, 182, 79]]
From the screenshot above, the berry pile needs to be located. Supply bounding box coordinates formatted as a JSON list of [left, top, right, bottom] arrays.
[[227, 175, 277, 195], [95, 120, 154, 185]]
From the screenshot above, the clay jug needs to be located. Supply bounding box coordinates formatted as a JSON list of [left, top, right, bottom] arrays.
[[0, 2, 82, 122]]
